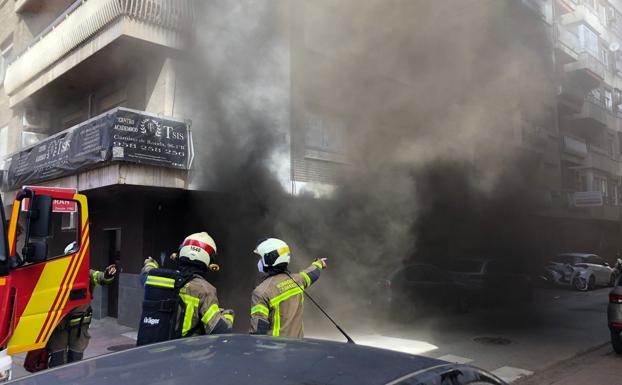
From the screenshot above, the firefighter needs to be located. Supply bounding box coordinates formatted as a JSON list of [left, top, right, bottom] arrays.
[[47, 264, 118, 367], [250, 238, 327, 337], [140, 232, 234, 339]]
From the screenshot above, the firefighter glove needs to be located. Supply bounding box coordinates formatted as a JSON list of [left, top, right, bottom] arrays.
[[104, 264, 118, 279]]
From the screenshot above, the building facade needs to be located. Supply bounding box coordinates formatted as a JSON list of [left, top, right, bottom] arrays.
[[1, 0, 622, 327]]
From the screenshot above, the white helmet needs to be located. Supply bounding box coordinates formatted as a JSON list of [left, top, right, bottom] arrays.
[[179, 232, 219, 271], [255, 238, 290, 271]]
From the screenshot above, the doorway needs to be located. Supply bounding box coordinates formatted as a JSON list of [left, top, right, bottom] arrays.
[[103, 228, 121, 318]]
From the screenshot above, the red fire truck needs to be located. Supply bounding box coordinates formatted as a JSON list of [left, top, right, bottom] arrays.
[[0, 186, 91, 380]]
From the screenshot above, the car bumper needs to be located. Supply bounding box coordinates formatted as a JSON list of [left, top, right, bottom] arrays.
[[608, 303, 622, 327], [0, 349, 11, 382]]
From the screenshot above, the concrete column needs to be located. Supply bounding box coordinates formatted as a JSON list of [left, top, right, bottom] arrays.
[[145, 57, 176, 117], [586, 170, 594, 191]]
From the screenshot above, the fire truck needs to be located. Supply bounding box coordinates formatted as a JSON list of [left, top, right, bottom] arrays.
[[0, 186, 91, 380]]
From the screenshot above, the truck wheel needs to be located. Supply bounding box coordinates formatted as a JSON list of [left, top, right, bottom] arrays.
[[612, 329, 622, 354]]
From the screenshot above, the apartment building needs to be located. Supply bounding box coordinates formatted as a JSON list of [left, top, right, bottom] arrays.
[[0, 0, 621, 326], [540, 0, 622, 255]]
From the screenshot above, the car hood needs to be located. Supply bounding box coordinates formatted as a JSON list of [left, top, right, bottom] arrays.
[[10, 335, 505, 385]]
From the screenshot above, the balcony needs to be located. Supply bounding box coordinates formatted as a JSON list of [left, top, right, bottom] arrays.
[[562, 135, 588, 157], [555, 190, 622, 221], [564, 52, 605, 92], [587, 144, 620, 175], [4, 0, 194, 106], [14, 0, 74, 13], [566, 95, 609, 128], [554, 25, 580, 64], [560, 4, 606, 36]]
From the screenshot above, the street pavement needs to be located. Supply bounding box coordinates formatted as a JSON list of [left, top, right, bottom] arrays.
[[8, 286, 614, 383], [515, 344, 619, 385], [305, 286, 613, 383]]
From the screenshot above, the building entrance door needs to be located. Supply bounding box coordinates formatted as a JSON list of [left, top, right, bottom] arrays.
[[103, 228, 122, 318]]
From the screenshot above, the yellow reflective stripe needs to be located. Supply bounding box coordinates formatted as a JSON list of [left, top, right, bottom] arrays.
[[300, 272, 311, 288], [277, 246, 290, 256], [146, 281, 174, 289], [146, 276, 175, 289], [272, 303, 280, 337], [201, 303, 221, 327], [69, 316, 92, 326], [145, 262, 158, 269], [179, 293, 200, 336], [251, 304, 269, 317], [91, 270, 99, 284], [148, 276, 176, 284], [312, 261, 323, 269], [224, 314, 234, 323], [179, 293, 200, 307], [270, 287, 303, 307], [101, 276, 114, 284], [269, 287, 303, 337]]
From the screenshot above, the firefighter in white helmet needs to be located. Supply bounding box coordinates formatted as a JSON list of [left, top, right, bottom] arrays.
[[250, 238, 327, 337], [141, 232, 234, 337]]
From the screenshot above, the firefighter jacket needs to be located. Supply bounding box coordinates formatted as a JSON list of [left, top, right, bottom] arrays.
[[142, 262, 234, 337], [65, 270, 113, 326], [250, 261, 324, 338]]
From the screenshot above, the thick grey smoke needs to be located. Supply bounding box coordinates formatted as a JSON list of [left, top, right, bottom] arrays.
[[180, 0, 553, 330]]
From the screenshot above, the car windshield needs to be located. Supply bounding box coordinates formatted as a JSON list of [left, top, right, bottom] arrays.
[[448, 259, 483, 273]]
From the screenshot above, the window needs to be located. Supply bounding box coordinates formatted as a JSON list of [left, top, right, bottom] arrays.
[[0, 35, 13, 86], [14, 199, 80, 263], [0, 126, 7, 159], [579, 25, 599, 57], [594, 175, 608, 201], [615, 89, 622, 114], [605, 89, 613, 111], [602, 45, 609, 67]]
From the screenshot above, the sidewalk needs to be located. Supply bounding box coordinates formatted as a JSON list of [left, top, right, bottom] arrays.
[[11, 317, 137, 380], [516, 344, 620, 385]]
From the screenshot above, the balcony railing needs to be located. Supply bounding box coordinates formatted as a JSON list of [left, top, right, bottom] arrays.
[[562, 135, 588, 157], [5, 0, 194, 95]]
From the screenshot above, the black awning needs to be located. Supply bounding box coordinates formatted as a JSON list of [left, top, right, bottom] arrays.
[[4, 107, 192, 191]]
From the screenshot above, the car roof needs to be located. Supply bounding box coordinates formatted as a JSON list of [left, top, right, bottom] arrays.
[[556, 253, 594, 258], [11, 335, 502, 385]]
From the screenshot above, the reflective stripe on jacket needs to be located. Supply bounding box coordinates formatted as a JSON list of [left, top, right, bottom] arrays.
[[250, 261, 323, 338], [176, 277, 233, 337]]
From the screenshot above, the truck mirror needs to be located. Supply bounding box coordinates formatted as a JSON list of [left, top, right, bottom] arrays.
[[27, 195, 52, 239]]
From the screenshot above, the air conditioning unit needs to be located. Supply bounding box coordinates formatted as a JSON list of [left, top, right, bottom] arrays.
[[22, 108, 50, 131], [21, 131, 47, 148]]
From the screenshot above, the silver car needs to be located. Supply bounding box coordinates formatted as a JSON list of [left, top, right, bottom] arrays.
[[548, 253, 616, 291], [608, 280, 622, 354]]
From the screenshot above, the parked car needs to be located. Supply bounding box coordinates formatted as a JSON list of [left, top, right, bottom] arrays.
[[9, 334, 506, 385], [374, 263, 474, 319], [545, 253, 616, 291], [608, 277, 622, 354], [446, 258, 533, 304]]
